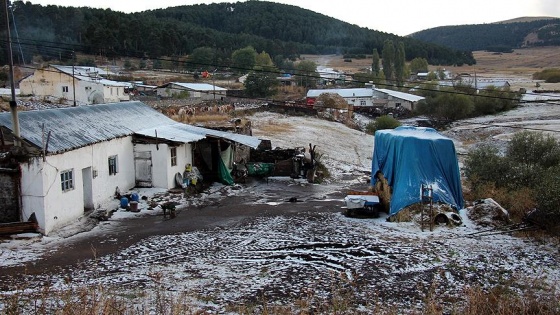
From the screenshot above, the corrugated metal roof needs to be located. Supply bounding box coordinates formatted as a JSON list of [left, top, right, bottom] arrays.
[[51, 65, 129, 87], [307, 88, 373, 98], [52, 65, 114, 76], [138, 123, 262, 148], [181, 124, 263, 148], [0, 101, 261, 154], [136, 124, 207, 143], [164, 82, 227, 91], [375, 88, 425, 102], [0, 102, 176, 153], [307, 88, 425, 103]]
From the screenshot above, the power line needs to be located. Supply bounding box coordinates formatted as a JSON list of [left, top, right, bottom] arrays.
[[6, 37, 560, 106]]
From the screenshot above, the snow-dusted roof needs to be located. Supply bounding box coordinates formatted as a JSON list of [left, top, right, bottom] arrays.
[[52, 65, 114, 76], [161, 82, 227, 91], [137, 124, 262, 148], [307, 88, 424, 102], [0, 102, 261, 154], [307, 88, 373, 98], [317, 67, 344, 79], [0, 88, 19, 96], [374, 88, 425, 102], [50, 65, 129, 87], [0, 101, 175, 153]]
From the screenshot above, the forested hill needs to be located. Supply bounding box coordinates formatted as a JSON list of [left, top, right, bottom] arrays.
[[1, 1, 474, 66], [410, 17, 560, 52]]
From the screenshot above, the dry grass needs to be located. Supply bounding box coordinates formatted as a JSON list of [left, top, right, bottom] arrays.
[[3, 275, 558, 315], [171, 113, 230, 124], [253, 119, 293, 135], [459, 282, 560, 315], [303, 47, 560, 91], [464, 181, 537, 223], [300, 54, 372, 74]]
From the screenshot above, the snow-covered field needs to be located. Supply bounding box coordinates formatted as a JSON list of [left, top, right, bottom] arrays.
[[1, 104, 560, 313]]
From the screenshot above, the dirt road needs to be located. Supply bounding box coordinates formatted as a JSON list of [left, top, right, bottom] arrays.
[[0, 177, 353, 278]]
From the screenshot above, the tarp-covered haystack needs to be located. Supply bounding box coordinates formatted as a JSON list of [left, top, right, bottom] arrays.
[[371, 126, 464, 215]]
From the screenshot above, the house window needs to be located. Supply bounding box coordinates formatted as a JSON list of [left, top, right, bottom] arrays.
[[360, 100, 366, 106], [108, 155, 118, 175], [170, 147, 177, 166], [396, 102, 402, 108], [60, 169, 74, 192], [62, 86, 69, 93]]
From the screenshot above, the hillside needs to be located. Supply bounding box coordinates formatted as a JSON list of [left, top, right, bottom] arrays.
[[410, 17, 560, 51], [0, 1, 474, 67]]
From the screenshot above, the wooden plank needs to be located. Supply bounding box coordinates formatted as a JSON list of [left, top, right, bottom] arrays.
[[0, 222, 39, 235]]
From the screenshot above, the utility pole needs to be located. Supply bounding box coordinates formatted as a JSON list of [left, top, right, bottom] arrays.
[[8, 1, 24, 65], [4, 0, 21, 146], [72, 50, 76, 106], [212, 69, 216, 101]]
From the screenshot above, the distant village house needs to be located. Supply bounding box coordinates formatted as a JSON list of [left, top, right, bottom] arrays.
[[306, 84, 425, 111], [156, 82, 227, 100], [19, 65, 130, 105]]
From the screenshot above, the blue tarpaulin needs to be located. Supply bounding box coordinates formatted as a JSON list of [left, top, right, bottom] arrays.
[[371, 126, 464, 215]]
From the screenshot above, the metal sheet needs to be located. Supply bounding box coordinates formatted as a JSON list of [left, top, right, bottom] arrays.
[[0, 101, 262, 153]]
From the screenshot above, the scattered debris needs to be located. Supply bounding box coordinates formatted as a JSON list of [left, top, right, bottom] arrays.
[[467, 198, 510, 227]]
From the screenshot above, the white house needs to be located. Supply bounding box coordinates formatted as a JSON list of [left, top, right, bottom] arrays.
[[306, 88, 378, 107], [317, 67, 346, 85], [19, 65, 130, 105], [306, 85, 424, 111], [371, 88, 425, 111], [156, 82, 227, 100], [0, 101, 260, 235]]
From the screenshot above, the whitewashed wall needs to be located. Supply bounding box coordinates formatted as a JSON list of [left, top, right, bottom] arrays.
[[19, 68, 129, 105], [133, 142, 192, 189], [20, 136, 136, 235], [102, 85, 130, 103], [20, 69, 90, 105]]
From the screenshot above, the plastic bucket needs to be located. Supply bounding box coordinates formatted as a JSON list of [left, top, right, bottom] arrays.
[[130, 201, 139, 212], [120, 197, 129, 209]]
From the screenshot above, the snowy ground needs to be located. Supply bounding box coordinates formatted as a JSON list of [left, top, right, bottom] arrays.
[[1, 104, 560, 313]]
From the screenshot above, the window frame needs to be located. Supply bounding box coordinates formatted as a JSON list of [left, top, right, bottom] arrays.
[[170, 147, 177, 166], [62, 86, 69, 93], [108, 155, 118, 175], [60, 169, 74, 192]]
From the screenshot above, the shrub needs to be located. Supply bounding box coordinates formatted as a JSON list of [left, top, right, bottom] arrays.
[[534, 166, 560, 232], [465, 131, 560, 229], [464, 144, 511, 187], [533, 68, 560, 81], [365, 115, 401, 135]]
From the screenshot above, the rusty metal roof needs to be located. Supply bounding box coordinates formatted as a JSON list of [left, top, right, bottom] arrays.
[[0, 101, 261, 154]]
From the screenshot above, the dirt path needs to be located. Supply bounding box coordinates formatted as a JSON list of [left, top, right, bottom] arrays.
[[0, 178, 351, 279]]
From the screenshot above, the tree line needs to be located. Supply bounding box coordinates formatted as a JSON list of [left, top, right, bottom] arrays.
[[0, 1, 474, 67], [411, 19, 560, 52]]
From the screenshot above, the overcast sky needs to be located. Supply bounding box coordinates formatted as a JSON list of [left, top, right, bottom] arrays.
[[26, 0, 560, 36]]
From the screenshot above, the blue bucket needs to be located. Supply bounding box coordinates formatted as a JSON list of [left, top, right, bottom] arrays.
[[120, 197, 129, 208]]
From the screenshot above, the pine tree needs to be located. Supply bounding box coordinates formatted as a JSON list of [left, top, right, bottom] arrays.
[[381, 40, 395, 83], [372, 49, 380, 76], [394, 42, 406, 86]]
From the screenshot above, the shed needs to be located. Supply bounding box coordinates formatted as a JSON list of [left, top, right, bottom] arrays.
[[371, 126, 464, 215]]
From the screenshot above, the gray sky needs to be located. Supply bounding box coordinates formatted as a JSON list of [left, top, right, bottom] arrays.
[[27, 0, 560, 36]]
